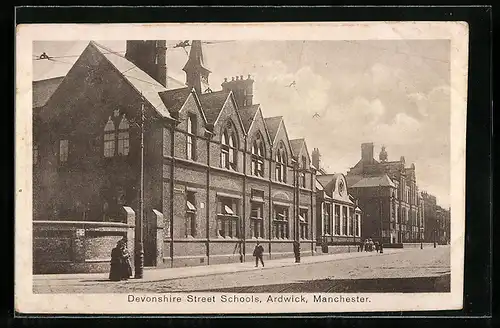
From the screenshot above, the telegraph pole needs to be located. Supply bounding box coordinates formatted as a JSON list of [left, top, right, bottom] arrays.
[[135, 100, 145, 279]]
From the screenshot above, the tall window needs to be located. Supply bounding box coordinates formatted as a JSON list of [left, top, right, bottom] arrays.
[[33, 144, 39, 165], [104, 117, 116, 158], [251, 134, 264, 177], [59, 139, 69, 163], [334, 205, 341, 235], [186, 191, 196, 237], [342, 206, 348, 235], [117, 116, 130, 156], [300, 156, 307, 188], [221, 124, 237, 170], [186, 115, 196, 160], [348, 207, 354, 236], [323, 204, 330, 235], [217, 197, 239, 238], [299, 208, 308, 239], [273, 205, 289, 239], [275, 144, 287, 183], [250, 202, 264, 238]]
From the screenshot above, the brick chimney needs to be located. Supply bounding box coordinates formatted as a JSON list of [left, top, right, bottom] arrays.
[[361, 142, 374, 163], [221, 74, 254, 108], [125, 40, 167, 88], [312, 148, 321, 170]]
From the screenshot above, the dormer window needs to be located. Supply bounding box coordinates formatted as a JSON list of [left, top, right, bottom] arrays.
[[221, 123, 237, 170], [251, 134, 264, 177], [300, 155, 307, 187], [275, 143, 287, 183], [186, 115, 196, 160]]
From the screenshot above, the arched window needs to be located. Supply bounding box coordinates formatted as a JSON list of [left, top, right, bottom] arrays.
[[186, 115, 196, 160], [275, 143, 287, 183], [251, 134, 264, 177], [104, 117, 115, 158], [221, 123, 237, 170], [117, 116, 130, 156], [300, 156, 307, 187]]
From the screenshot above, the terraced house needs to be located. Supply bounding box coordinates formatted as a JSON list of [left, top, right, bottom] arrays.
[[32, 40, 317, 274]]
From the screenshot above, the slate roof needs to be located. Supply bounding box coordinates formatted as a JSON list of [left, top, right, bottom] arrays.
[[158, 87, 191, 113], [264, 116, 282, 143], [350, 174, 396, 188], [198, 90, 230, 124], [315, 174, 337, 191], [289, 139, 305, 157], [315, 179, 325, 191], [238, 104, 260, 133], [91, 41, 171, 118], [32, 76, 64, 108]]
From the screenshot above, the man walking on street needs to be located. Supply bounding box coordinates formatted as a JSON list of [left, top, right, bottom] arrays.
[[253, 241, 264, 267]]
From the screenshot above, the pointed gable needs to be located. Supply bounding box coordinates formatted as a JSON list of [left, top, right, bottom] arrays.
[[198, 90, 231, 124], [158, 87, 191, 113], [290, 139, 305, 158], [264, 116, 282, 144], [239, 104, 260, 133]]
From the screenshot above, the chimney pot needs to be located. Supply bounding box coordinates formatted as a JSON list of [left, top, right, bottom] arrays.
[[248, 74, 251, 79], [232, 77, 235, 81], [240, 75, 243, 79], [224, 77, 227, 82]]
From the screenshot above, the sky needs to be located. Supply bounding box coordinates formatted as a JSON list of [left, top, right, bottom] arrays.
[[33, 40, 451, 208]]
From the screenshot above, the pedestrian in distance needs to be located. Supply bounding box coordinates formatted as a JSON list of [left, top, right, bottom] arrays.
[[109, 237, 132, 281], [358, 240, 364, 252], [293, 240, 301, 263], [364, 239, 369, 252], [253, 241, 265, 267], [375, 241, 380, 253]]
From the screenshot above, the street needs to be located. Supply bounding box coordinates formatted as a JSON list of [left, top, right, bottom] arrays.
[[34, 246, 450, 293]]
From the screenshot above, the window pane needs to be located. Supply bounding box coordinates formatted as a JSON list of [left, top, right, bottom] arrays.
[[117, 132, 129, 156], [33, 145, 38, 164], [59, 140, 68, 162]]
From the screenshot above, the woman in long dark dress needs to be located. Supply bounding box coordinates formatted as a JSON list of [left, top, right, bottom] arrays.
[[119, 240, 132, 280], [109, 241, 123, 281]]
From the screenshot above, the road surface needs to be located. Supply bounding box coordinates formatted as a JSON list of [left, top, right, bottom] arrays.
[[34, 246, 450, 293]]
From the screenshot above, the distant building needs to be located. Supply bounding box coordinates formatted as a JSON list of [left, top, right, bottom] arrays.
[[312, 149, 362, 246], [346, 143, 424, 244], [421, 191, 450, 244]]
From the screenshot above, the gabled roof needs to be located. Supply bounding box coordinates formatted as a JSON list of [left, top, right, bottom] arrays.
[[239, 104, 260, 133], [315, 179, 325, 191], [350, 174, 396, 188], [158, 87, 191, 113], [316, 174, 337, 191], [289, 139, 305, 157], [264, 116, 282, 143], [198, 90, 231, 124], [33, 76, 64, 108], [91, 41, 171, 118]]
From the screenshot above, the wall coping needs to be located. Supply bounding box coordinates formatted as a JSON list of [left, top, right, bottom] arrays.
[[33, 220, 134, 228]]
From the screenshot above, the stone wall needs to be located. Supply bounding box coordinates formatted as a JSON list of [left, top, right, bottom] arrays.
[[33, 207, 135, 274]]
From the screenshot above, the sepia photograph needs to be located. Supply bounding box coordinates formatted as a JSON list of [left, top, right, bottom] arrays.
[[15, 22, 468, 314]]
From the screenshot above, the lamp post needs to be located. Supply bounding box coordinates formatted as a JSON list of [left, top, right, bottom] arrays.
[[135, 100, 145, 279], [378, 184, 384, 254]]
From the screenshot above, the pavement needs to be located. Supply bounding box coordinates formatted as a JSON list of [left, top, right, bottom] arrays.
[[34, 248, 408, 286]]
